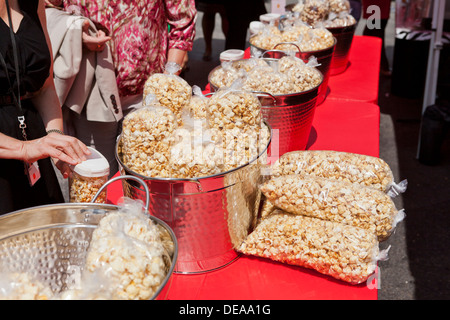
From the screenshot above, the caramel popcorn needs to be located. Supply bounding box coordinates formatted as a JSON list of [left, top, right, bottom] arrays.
[[84, 209, 170, 300], [121, 106, 177, 178], [261, 174, 403, 241], [143, 73, 192, 126], [207, 89, 262, 131], [271, 150, 395, 192], [239, 210, 381, 284], [69, 173, 108, 203]]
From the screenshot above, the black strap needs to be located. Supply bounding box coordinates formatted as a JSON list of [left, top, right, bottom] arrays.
[[1, 0, 27, 140]]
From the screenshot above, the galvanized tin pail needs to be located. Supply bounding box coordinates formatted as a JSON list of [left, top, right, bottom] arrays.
[[0, 176, 178, 300], [328, 23, 357, 75], [115, 128, 271, 274], [249, 38, 336, 105], [256, 86, 320, 158]]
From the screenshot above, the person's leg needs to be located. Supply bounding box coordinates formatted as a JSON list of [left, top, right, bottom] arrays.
[[363, 18, 390, 74], [202, 5, 217, 61]]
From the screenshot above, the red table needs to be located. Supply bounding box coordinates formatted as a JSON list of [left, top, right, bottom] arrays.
[[107, 36, 381, 300]]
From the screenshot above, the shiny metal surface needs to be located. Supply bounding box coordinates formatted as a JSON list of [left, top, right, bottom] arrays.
[[208, 61, 322, 157], [328, 24, 357, 75], [0, 203, 178, 300], [115, 128, 271, 274], [257, 87, 320, 157], [249, 38, 336, 105]]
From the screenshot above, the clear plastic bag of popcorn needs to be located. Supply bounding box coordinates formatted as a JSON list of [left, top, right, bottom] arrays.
[[69, 147, 109, 203], [249, 22, 283, 50], [328, 0, 351, 14], [238, 210, 390, 284], [260, 174, 406, 241], [301, 25, 335, 51], [220, 125, 270, 171], [142, 62, 192, 126], [300, 0, 330, 26], [169, 126, 225, 178], [187, 85, 208, 120], [242, 61, 295, 95], [121, 99, 177, 178], [322, 11, 357, 28], [279, 20, 311, 44], [278, 54, 323, 92], [207, 78, 262, 132], [82, 198, 173, 300], [209, 60, 241, 89]]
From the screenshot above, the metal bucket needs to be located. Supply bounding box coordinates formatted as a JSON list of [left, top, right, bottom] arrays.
[[208, 58, 322, 158], [115, 128, 271, 274], [0, 176, 178, 300], [256, 87, 320, 158], [328, 23, 357, 75], [249, 38, 336, 105]]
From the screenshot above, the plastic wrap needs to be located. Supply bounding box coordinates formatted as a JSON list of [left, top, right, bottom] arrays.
[[0, 199, 174, 300], [270, 150, 408, 195], [278, 54, 323, 92], [121, 101, 177, 178], [260, 174, 405, 241], [300, 0, 330, 26], [207, 79, 262, 132], [239, 210, 389, 284], [142, 62, 192, 126]]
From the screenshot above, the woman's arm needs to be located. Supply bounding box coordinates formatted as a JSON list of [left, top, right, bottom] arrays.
[[165, 0, 197, 71], [1, 0, 91, 177]]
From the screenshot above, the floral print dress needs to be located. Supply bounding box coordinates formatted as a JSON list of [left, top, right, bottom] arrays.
[[47, 0, 197, 97]]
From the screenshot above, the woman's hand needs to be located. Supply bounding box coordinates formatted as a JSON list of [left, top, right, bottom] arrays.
[[22, 133, 90, 178], [81, 19, 111, 52]]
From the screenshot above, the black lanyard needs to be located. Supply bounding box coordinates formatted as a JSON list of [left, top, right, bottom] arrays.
[[0, 0, 27, 141]]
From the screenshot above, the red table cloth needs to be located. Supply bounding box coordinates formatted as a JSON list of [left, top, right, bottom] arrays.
[[106, 98, 380, 300], [106, 36, 381, 300], [326, 36, 382, 104]]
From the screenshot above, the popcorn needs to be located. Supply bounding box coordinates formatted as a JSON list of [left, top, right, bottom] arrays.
[[328, 0, 351, 14], [260, 174, 404, 241], [121, 105, 177, 178], [69, 173, 108, 203], [250, 23, 335, 53], [209, 56, 322, 96], [207, 88, 262, 131], [300, 0, 330, 25], [271, 150, 395, 192], [277, 55, 323, 92], [143, 73, 192, 126], [84, 207, 171, 300], [239, 210, 382, 284], [0, 272, 53, 300]]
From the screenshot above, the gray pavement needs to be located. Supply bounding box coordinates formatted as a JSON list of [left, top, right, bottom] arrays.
[[182, 0, 450, 300]]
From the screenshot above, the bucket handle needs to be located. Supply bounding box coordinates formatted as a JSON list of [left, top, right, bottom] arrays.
[[270, 42, 302, 55], [252, 91, 277, 106], [91, 175, 150, 213]]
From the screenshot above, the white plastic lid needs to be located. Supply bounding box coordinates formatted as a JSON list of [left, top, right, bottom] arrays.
[[73, 147, 110, 177], [249, 21, 264, 35], [259, 13, 281, 23], [220, 49, 245, 62]]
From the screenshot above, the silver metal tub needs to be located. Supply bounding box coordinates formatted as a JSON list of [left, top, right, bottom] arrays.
[[0, 193, 178, 300], [115, 126, 271, 274], [328, 23, 357, 75]]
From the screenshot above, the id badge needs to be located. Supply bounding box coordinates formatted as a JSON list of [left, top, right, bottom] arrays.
[[26, 161, 41, 187]]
